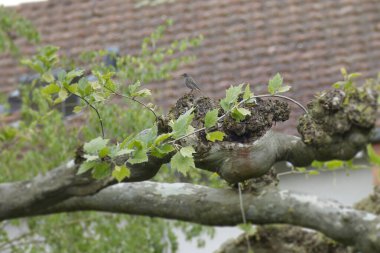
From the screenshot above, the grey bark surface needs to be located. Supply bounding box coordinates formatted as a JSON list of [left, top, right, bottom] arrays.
[[12, 182, 380, 253]]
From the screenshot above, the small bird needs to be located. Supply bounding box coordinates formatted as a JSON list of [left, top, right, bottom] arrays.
[[181, 73, 201, 92]]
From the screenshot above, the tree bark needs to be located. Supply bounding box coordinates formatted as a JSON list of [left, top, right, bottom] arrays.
[[0, 126, 372, 220], [5, 182, 379, 253]]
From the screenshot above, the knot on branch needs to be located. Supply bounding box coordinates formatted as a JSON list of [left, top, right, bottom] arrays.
[[355, 186, 380, 215], [162, 93, 290, 144], [222, 98, 289, 143], [216, 225, 351, 253], [297, 87, 378, 147]]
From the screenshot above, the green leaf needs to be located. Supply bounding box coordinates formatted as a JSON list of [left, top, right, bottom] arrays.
[[340, 67, 348, 79], [238, 223, 256, 236], [179, 146, 195, 158], [83, 154, 98, 161], [243, 83, 253, 100], [206, 131, 226, 142], [67, 83, 78, 94], [170, 108, 195, 139], [57, 69, 66, 82], [112, 164, 130, 182], [41, 83, 60, 95], [220, 84, 243, 111], [308, 170, 320, 175], [170, 149, 196, 175], [126, 81, 141, 96], [98, 146, 110, 158], [135, 125, 158, 146], [231, 107, 251, 122], [127, 140, 148, 164], [115, 147, 134, 157], [333, 81, 345, 89], [66, 69, 84, 82], [41, 71, 55, 83], [90, 80, 101, 90], [311, 160, 324, 168], [295, 167, 306, 173], [325, 160, 344, 170], [151, 144, 175, 158], [83, 137, 109, 154], [204, 109, 219, 129], [73, 106, 84, 113], [92, 162, 110, 179], [53, 89, 68, 104], [277, 85, 291, 93], [134, 88, 151, 98], [77, 160, 97, 174], [0, 127, 17, 141], [367, 144, 380, 167], [348, 72, 361, 80], [154, 133, 173, 145], [92, 93, 105, 102], [268, 73, 283, 95]]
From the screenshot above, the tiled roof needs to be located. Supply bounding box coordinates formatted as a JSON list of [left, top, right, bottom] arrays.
[[1, 0, 380, 133]]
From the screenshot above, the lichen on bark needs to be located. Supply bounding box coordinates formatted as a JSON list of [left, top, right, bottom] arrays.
[[297, 86, 378, 147], [216, 225, 354, 253]]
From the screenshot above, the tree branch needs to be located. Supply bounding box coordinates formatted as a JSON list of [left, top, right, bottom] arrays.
[[11, 182, 380, 253], [0, 126, 370, 220], [194, 128, 370, 183]]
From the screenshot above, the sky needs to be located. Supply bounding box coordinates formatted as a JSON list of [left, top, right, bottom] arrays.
[[0, 0, 44, 6]]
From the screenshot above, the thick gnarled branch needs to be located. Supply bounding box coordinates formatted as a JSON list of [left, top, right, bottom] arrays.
[[0, 127, 372, 220], [195, 128, 370, 183]]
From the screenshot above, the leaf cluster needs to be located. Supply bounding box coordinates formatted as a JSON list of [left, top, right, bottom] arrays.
[[333, 67, 362, 93], [0, 6, 40, 55]]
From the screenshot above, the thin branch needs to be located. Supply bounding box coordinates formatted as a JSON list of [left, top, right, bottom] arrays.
[[217, 96, 251, 122], [78, 96, 105, 138], [238, 183, 253, 252], [254, 94, 308, 114], [238, 183, 247, 224], [168, 127, 206, 144], [104, 86, 158, 120], [65, 89, 105, 138]]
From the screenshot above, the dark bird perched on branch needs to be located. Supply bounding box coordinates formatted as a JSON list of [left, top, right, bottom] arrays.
[[181, 73, 201, 91]]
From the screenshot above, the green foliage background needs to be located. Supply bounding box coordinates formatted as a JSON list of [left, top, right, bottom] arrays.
[[0, 15, 213, 252]]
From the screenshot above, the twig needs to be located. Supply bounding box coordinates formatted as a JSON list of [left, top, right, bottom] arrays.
[[104, 86, 158, 120], [277, 170, 305, 177], [254, 94, 308, 114], [238, 183, 252, 252], [70, 92, 105, 138], [168, 127, 206, 144]]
